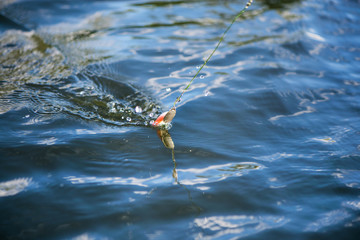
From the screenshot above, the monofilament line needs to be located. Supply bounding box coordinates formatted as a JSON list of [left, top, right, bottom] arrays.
[[173, 0, 253, 108]]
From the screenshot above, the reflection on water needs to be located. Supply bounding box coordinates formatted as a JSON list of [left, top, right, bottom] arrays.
[[156, 128, 264, 215], [194, 215, 289, 239], [65, 175, 162, 188], [157, 128, 202, 214], [177, 162, 263, 186], [155, 128, 263, 186], [157, 129, 175, 149], [0, 178, 32, 197], [305, 209, 351, 232]]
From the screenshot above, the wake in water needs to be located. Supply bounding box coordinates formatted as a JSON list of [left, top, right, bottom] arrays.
[[0, 30, 163, 126], [1, 1, 254, 128]]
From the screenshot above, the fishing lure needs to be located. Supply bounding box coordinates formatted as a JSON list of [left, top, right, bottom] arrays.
[[152, 107, 176, 127], [153, 0, 253, 127]]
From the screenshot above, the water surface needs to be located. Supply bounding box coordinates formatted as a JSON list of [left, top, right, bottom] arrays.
[[1, 0, 360, 239]]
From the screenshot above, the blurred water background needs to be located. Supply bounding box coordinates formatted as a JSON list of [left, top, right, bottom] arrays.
[[1, 0, 360, 239]]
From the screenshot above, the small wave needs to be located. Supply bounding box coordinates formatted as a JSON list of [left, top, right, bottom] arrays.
[[333, 169, 360, 189]]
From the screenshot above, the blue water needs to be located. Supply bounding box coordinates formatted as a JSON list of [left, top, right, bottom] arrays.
[[1, 0, 360, 239]]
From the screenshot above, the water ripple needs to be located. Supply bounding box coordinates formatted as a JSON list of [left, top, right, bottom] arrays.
[[177, 162, 263, 186], [64, 175, 163, 188]]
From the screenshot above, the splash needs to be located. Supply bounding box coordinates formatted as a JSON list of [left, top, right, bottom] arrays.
[[0, 30, 162, 126]]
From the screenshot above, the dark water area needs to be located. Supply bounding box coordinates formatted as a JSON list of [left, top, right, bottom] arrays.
[[1, 0, 360, 239]]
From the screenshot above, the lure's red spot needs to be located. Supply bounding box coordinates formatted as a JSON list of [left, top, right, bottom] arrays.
[[152, 111, 167, 126], [152, 108, 176, 127]]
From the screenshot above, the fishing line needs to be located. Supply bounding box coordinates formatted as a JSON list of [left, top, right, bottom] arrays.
[[173, 0, 253, 108], [153, 0, 253, 128]]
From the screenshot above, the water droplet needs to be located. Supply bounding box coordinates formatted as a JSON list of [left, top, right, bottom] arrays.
[[149, 112, 154, 118], [150, 120, 154, 125], [144, 121, 148, 126], [205, 90, 210, 96], [166, 88, 171, 92], [166, 123, 173, 130], [126, 117, 131, 122], [135, 106, 142, 113], [107, 102, 117, 113], [24, 115, 30, 119], [196, 65, 200, 69], [200, 75, 205, 79]]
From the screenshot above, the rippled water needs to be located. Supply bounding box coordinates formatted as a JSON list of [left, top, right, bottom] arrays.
[[1, 0, 360, 239]]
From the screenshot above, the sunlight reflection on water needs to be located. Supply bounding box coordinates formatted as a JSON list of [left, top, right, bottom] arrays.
[[64, 162, 263, 188], [194, 215, 289, 239], [0, 178, 32, 197]]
